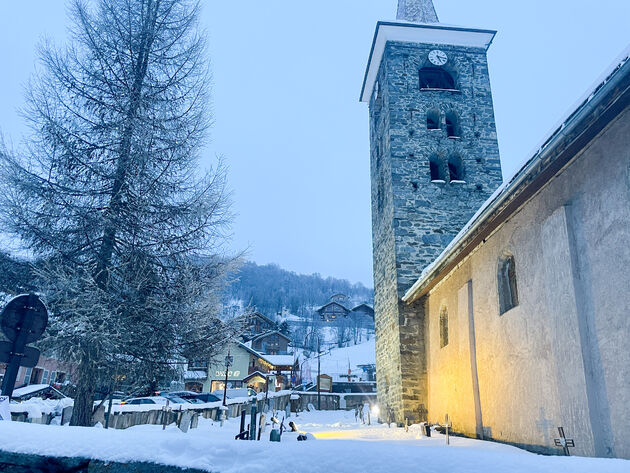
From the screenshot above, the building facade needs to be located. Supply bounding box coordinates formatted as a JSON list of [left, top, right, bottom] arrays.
[[0, 355, 75, 392]]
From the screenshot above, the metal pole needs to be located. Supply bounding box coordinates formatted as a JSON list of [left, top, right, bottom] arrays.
[[222, 349, 230, 407], [317, 337, 321, 410], [264, 374, 269, 412], [105, 381, 114, 429]]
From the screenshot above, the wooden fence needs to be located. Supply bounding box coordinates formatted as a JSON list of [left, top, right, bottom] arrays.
[[11, 391, 376, 430]]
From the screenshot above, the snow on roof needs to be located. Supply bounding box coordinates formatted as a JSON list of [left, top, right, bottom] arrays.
[[316, 301, 350, 313], [250, 330, 291, 342], [351, 304, 374, 314], [12, 384, 49, 397], [12, 384, 65, 400], [242, 371, 268, 381], [262, 354, 296, 367], [184, 371, 207, 380], [404, 42, 630, 302]]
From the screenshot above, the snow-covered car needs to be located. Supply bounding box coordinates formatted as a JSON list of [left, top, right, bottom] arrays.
[[211, 388, 256, 399], [163, 391, 205, 404], [193, 393, 221, 403], [159, 393, 193, 404], [120, 396, 168, 406]]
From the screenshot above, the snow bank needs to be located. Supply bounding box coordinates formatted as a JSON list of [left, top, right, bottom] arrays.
[[0, 410, 627, 473], [11, 397, 73, 418]]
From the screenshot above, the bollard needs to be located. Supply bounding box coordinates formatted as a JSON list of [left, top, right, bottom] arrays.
[[219, 405, 228, 427], [270, 428, 281, 442], [239, 410, 246, 438], [162, 400, 170, 430], [249, 404, 257, 441]]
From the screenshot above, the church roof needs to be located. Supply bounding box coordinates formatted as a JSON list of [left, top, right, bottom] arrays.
[[403, 44, 630, 303], [397, 0, 439, 23]]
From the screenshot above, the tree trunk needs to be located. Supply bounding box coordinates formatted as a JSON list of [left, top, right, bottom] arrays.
[[70, 356, 97, 427]]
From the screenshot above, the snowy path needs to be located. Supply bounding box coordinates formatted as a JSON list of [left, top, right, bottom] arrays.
[[0, 410, 628, 473]]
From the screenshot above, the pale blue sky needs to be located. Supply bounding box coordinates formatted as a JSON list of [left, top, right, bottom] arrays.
[[1, 1, 629, 286]]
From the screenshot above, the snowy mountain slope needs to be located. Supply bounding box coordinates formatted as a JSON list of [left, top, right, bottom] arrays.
[[299, 339, 375, 383]]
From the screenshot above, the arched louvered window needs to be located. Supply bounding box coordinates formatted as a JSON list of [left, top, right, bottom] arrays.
[[498, 254, 519, 315], [419, 67, 456, 90], [445, 111, 460, 138], [448, 155, 465, 182], [427, 109, 440, 130], [429, 155, 445, 182]]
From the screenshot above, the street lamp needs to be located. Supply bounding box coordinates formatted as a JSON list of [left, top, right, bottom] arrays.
[[222, 349, 233, 406], [317, 337, 321, 410]]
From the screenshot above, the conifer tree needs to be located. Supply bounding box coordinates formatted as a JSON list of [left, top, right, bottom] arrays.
[[0, 0, 235, 425]]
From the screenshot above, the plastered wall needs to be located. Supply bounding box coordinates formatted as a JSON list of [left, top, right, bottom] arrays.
[[423, 106, 630, 458]]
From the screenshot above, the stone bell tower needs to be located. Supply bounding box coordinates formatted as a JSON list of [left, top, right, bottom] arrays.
[[361, 0, 503, 422]]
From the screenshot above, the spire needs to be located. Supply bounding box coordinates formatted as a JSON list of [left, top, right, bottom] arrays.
[[397, 0, 439, 23]]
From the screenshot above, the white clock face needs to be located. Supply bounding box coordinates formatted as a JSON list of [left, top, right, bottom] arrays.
[[428, 50, 448, 66]]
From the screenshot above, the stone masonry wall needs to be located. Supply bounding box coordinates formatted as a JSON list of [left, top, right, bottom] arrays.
[[369, 39, 502, 423]]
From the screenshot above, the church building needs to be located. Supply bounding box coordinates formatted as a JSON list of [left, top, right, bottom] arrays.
[[363, 0, 630, 458]]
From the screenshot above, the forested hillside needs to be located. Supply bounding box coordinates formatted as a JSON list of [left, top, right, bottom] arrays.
[[225, 261, 373, 318]]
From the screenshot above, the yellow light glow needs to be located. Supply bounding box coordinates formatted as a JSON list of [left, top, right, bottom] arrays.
[[312, 430, 358, 439]]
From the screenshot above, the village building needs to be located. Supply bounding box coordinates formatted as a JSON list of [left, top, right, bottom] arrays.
[[238, 311, 278, 339], [316, 301, 349, 322], [364, 0, 630, 459], [184, 311, 298, 393], [249, 331, 291, 355], [0, 355, 75, 392], [184, 340, 298, 394], [316, 296, 374, 325]]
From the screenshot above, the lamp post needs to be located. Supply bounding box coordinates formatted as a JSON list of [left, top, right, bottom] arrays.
[[317, 337, 321, 410], [222, 349, 233, 407]]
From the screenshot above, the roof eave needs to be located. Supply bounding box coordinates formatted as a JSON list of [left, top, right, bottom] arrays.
[[360, 21, 496, 103]]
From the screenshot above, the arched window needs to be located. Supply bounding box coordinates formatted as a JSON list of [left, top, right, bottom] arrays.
[[426, 109, 440, 130], [445, 111, 460, 138], [498, 254, 519, 315], [439, 307, 449, 348], [429, 155, 445, 182], [448, 155, 465, 182], [419, 67, 456, 90]]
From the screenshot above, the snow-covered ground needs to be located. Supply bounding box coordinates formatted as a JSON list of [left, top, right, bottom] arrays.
[[0, 409, 627, 473]]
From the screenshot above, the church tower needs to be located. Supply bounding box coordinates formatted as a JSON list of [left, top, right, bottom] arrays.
[[361, 0, 503, 422]]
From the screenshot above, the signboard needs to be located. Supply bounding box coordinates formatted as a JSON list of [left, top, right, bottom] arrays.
[[318, 375, 332, 392], [0, 294, 48, 397], [1, 295, 48, 343], [0, 396, 10, 421], [215, 370, 241, 378], [0, 342, 40, 368]]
